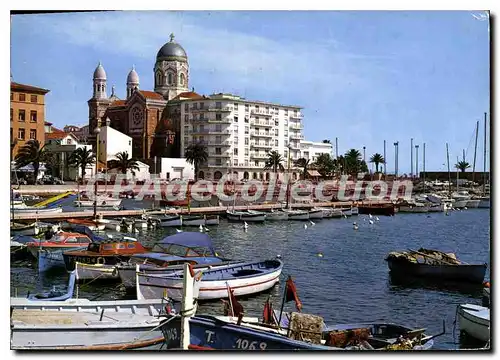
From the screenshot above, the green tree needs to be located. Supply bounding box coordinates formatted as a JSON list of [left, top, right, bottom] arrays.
[[264, 150, 285, 174], [107, 151, 140, 175], [44, 153, 61, 177], [68, 147, 95, 182], [14, 140, 51, 184], [369, 153, 385, 173], [455, 160, 471, 172], [294, 157, 311, 180], [314, 153, 335, 178], [185, 142, 209, 181], [344, 149, 362, 175]]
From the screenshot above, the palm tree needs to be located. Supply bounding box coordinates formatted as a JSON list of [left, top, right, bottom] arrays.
[[107, 151, 140, 175], [68, 147, 95, 182], [369, 153, 385, 173], [455, 160, 471, 172], [314, 153, 334, 178], [44, 153, 61, 177], [333, 155, 346, 176], [14, 140, 51, 184], [185, 142, 209, 181], [264, 151, 285, 174], [344, 149, 362, 175], [294, 158, 310, 180]]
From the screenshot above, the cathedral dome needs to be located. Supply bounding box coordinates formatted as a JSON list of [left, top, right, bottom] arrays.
[[156, 33, 187, 60], [93, 62, 107, 80], [127, 66, 139, 84]]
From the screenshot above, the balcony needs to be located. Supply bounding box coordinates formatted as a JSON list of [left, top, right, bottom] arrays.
[[208, 152, 231, 158], [207, 163, 225, 168], [250, 153, 268, 159], [191, 129, 211, 135], [251, 142, 272, 149], [208, 118, 232, 124], [190, 106, 232, 113], [251, 131, 273, 138], [289, 124, 303, 130], [289, 133, 303, 140], [289, 113, 303, 119], [250, 120, 273, 127], [207, 140, 230, 146], [251, 110, 272, 117], [289, 142, 301, 149], [211, 129, 232, 135]]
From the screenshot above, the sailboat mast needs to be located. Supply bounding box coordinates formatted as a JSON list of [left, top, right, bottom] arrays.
[[446, 143, 451, 198], [456, 156, 459, 193], [472, 120, 479, 183], [423, 143, 426, 193], [483, 112, 487, 194]]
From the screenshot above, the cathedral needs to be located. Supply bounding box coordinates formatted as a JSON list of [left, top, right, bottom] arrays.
[[87, 34, 201, 162]]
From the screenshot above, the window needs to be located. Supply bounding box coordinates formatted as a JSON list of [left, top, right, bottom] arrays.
[[233, 136, 238, 143], [200, 102, 204, 109], [66, 138, 72, 145], [18, 109, 25, 122], [275, 120, 279, 126], [284, 139, 288, 146], [285, 110, 288, 116], [29, 129, 36, 140], [215, 148, 221, 155], [234, 116, 238, 122], [179, 73, 185, 86], [215, 125, 222, 132], [30, 110, 37, 122], [10, 93, 13, 100], [10, 109, 13, 121], [234, 160, 238, 166], [245, 117, 249, 123], [19, 93, 26, 102], [234, 148, 238, 155], [216, 136, 222, 144], [216, 113, 222, 121], [185, 104, 189, 111], [275, 129, 279, 136], [166, 172, 170, 179], [185, 115, 189, 121], [30, 95, 37, 103], [244, 126, 249, 134], [216, 102, 222, 109], [234, 103, 238, 108], [275, 139, 279, 146], [168, 73, 173, 85], [129, 140, 131, 145], [18, 128, 25, 140], [245, 138, 249, 145], [200, 113, 204, 120], [254, 161, 259, 166], [245, 149, 249, 156]]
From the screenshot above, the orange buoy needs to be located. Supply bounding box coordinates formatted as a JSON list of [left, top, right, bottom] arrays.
[[483, 281, 490, 288]]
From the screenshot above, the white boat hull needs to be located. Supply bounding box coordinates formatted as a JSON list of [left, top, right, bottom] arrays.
[[466, 199, 481, 208], [11, 224, 40, 236], [138, 266, 281, 301], [265, 212, 289, 221], [458, 304, 490, 342], [75, 198, 122, 207], [282, 210, 309, 220], [350, 207, 359, 216], [478, 198, 490, 208], [204, 216, 220, 225], [75, 262, 119, 282], [398, 205, 429, 213], [14, 207, 63, 215], [159, 217, 182, 227], [137, 274, 202, 302], [308, 210, 324, 219], [428, 204, 445, 212], [181, 216, 206, 226], [453, 200, 468, 209]]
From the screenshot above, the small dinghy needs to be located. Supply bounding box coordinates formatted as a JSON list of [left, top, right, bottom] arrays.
[[385, 248, 487, 284], [138, 258, 283, 301], [26, 271, 76, 301], [458, 304, 490, 343]]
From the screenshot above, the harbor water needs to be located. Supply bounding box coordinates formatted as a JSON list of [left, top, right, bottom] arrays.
[[11, 205, 490, 350]]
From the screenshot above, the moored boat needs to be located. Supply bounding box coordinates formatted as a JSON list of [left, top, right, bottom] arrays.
[[478, 196, 490, 208], [280, 209, 309, 220], [158, 214, 182, 227], [65, 218, 106, 232], [11, 222, 40, 236], [26, 231, 92, 258], [358, 203, 396, 216], [458, 304, 490, 343], [308, 209, 324, 219], [138, 258, 283, 301], [385, 248, 487, 284], [226, 210, 266, 222], [74, 198, 122, 207], [25, 271, 76, 301], [204, 215, 220, 225], [265, 210, 289, 221], [13, 206, 63, 215], [466, 199, 481, 208], [181, 215, 206, 226], [396, 200, 429, 213]]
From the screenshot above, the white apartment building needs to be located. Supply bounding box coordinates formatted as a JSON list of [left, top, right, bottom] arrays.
[[97, 124, 133, 162], [180, 93, 304, 181], [300, 140, 333, 163]]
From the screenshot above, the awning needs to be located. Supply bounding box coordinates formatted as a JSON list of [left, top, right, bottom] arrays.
[[307, 170, 321, 177]]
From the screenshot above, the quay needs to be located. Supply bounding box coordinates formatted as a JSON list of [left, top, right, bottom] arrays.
[[10, 200, 389, 221]]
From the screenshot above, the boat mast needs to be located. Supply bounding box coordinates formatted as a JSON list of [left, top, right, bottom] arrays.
[[423, 143, 426, 193], [456, 156, 459, 193], [472, 120, 479, 184], [285, 144, 292, 209], [483, 112, 487, 195], [446, 143, 451, 198]]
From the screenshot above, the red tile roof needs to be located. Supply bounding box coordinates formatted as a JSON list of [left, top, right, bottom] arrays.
[[140, 90, 164, 100], [172, 91, 204, 100], [110, 100, 127, 107], [46, 132, 69, 140], [11, 82, 50, 94]]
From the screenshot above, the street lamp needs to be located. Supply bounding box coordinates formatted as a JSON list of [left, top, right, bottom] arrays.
[[393, 141, 399, 177], [363, 146, 366, 162], [285, 143, 292, 209], [94, 127, 101, 220]]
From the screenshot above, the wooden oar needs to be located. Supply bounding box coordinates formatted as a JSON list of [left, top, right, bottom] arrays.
[[408, 249, 461, 265]]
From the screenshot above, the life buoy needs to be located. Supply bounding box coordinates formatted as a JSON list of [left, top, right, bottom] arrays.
[[96, 257, 105, 265]]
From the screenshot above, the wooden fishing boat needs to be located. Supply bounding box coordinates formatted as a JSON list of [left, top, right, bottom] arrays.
[[10, 306, 167, 350], [181, 215, 206, 226], [458, 304, 490, 342], [115, 232, 234, 289], [65, 218, 106, 231], [25, 271, 76, 301], [308, 209, 324, 219], [226, 210, 266, 222], [138, 259, 283, 301], [63, 238, 149, 277], [158, 214, 182, 227], [358, 203, 396, 216], [265, 210, 289, 221], [280, 209, 309, 220], [26, 231, 92, 258], [385, 248, 487, 284], [13, 206, 63, 215], [11, 222, 40, 236]]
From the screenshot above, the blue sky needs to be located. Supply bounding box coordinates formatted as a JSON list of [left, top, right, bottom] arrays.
[[10, 11, 490, 173]]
